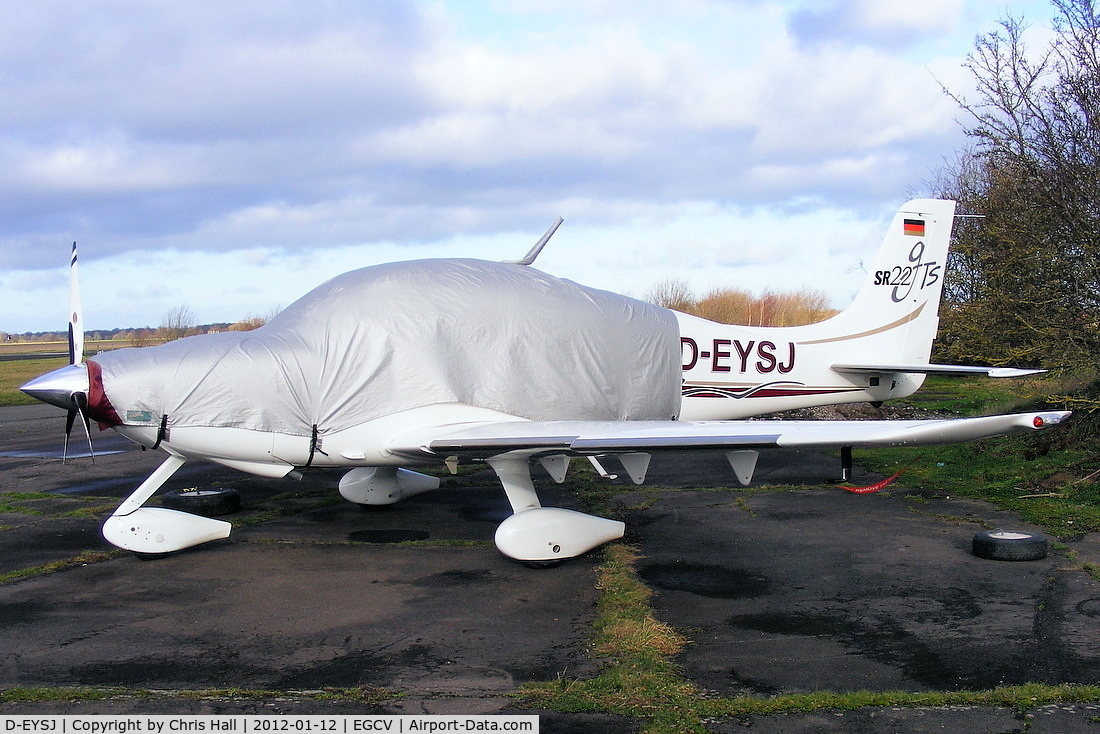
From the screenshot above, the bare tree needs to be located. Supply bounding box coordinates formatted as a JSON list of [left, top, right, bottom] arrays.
[[159, 304, 197, 342], [644, 279, 697, 313], [932, 0, 1100, 372]]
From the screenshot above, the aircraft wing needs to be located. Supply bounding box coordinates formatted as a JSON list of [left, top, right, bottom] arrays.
[[387, 410, 1070, 461], [832, 363, 1044, 378]]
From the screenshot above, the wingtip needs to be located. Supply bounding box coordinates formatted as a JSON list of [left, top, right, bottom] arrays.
[[1030, 410, 1071, 429]]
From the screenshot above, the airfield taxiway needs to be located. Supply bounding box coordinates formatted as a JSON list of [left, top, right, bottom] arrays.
[[3, 403, 1100, 732]]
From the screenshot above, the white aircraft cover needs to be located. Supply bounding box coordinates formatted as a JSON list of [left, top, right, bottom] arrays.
[[92, 259, 682, 437]]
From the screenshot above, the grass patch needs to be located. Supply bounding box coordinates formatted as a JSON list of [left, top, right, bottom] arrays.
[[249, 536, 491, 549], [0, 687, 128, 704], [392, 538, 490, 548], [225, 487, 345, 528], [888, 374, 1065, 416], [697, 683, 1100, 718], [522, 544, 701, 733], [0, 502, 44, 515], [0, 490, 121, 519], [0, 685, 397, 706], [862, 441, 1100, 536], [60, 503, 125, 519], [0, 357, 68, 407], [3, 492, 58, 501], [0, 550, 121, 585]]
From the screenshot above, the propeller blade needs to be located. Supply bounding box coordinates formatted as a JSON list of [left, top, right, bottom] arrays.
[[63, 409, 77, 463], [75, 402, 96, 465], [68, 241, 84, 365], [62, 398, 95, 464], [62, 393, 96, 464]]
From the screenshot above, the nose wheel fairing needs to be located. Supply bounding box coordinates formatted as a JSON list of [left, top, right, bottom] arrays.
[[100, 454, 231, 555], [103, 507, 231, 555]]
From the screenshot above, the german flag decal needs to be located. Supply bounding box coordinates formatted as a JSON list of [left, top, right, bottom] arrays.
[[903, 218, 925, 237]]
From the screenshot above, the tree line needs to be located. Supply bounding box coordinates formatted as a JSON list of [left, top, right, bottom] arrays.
[[645, 280, 837, 327], [928, 0, 1100, 375], [4, 305, 270, 346]]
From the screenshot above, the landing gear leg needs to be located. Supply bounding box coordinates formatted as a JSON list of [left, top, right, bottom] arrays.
[[115, 454, 186, 515], [828, 446, 853, 484], [488, 456, 541, 513]]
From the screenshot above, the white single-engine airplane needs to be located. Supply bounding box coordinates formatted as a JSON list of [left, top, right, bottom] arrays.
[[21, 199, 1068, 562]]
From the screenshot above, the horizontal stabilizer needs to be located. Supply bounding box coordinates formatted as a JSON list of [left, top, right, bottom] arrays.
[[832, 363, 1044, 379]]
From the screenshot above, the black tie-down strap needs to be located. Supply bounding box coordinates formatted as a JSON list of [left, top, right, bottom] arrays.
[[306, 424, 329, 468], [151, 414, 169, 450]]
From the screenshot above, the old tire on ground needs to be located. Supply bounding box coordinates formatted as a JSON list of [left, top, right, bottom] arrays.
[[972, 529, 1048, 561], [161, 487, 241, 517]]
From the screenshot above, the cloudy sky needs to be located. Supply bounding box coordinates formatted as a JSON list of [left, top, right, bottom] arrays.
[[0, 0, 1057, 333]]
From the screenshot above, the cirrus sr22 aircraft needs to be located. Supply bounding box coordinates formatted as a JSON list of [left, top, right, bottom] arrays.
[[21, 199, 1068, 563]]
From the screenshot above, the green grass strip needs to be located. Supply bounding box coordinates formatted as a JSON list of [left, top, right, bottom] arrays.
[[0, 686, 397, 705], [0, 550, 121, 585], [521, 543, 706, 733], [699, 683, 1100, 717]]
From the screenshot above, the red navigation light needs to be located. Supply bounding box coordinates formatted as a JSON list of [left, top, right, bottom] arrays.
[[1033, 416, 1045, 428]]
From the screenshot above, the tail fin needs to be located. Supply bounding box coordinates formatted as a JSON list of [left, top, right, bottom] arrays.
[[823, 199, 1041, 379], [806, 199, 955, 368]]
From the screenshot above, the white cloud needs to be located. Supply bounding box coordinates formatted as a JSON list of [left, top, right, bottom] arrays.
[[787, 0, 967, 48], [14, 139, 193, 194], [854, 0, 965, 34], [0, 0, 1064, 331]]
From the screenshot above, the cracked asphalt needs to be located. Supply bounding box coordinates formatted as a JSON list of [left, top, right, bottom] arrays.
[[3, 404, 1100, 732]]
